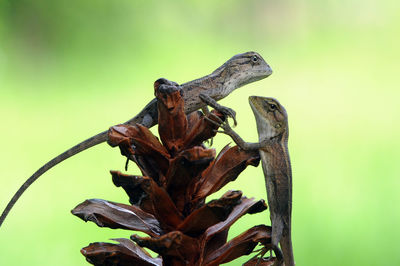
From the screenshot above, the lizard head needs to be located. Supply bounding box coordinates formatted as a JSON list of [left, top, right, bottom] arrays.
[[249, 96, 288, 138], [212, 51, 272, 89]]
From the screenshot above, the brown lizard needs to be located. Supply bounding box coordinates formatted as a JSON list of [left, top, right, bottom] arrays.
[[204, 96, 294, 266], [0, 51, 272, 227]]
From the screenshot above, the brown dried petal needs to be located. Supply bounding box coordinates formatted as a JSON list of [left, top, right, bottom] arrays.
[[177, 190, 242, 236], [81, 238, 162, 266], [71, 199, 162, 237], [165, 146, 215, 213], [200, 197, 267, 254], [243, 257, 277, 266], [204, 225, 273, 265], [156, 83, 187, 155], [200, 229, 229, 265], [110, 172, 154, 215], [107, 125, 136, 156], [121, 124, 168, 157], [183, 110, 226, 148], [108, 124, 167, 156], [186, 111, 203, 129], [140, 177, 183, 231], [193, 145, 260, 202], [127, 124, 170, 174], [111, 171, 149, 206], [131, 231, 199, 265], [108, 124, 170, 180], [166, 147, 216, 189]]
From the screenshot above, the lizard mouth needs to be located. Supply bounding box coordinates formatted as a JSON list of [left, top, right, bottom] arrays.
[[263, 65, 273, 77], [238, 70, 272, 88]]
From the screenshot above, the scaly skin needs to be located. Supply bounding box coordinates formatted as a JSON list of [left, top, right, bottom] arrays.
[[0, 52, 272, 227], [207, 96, 294, 266]]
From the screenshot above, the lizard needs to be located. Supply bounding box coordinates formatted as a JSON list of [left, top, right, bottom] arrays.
[[0, 51, 272, 227], [203, 96, 294, 266]]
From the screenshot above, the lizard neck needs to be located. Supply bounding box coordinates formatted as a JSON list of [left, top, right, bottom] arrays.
[[208, 62, 241, 97], [179, 69, 239, 113], [254, 113, 278, 143], [257, 122, 291, 178], [253, 108, 291, 193], [181, 65, 240, 100], [260, 133, 291, 176]]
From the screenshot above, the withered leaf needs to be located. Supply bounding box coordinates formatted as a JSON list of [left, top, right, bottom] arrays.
[[112, 124, 168, 157], [81, 238, 162, 266], [111, 171, 149, 206], [186, 111, 203, 129], [177, 190, 242, 236], [183, 110, 226, 148], [108, 124, 170, 180], [71, 199, 162, 237], [79, 76, 275, 265], [131, 231, 199, 265], [243, 257, 277, 266], [204, 225, 273, 265], [156, 82, 187, 155], [200, 229, 229, 265], [192, 145, 260, 202], [200, 197, 267, 254], [165, 146, 215, 213], [140, 177, 183, 231], [107, 125, 136, 157]]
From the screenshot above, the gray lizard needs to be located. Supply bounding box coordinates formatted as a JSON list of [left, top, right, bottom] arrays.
[[204, 96, 294, 266], [0, 51, 272, 227]]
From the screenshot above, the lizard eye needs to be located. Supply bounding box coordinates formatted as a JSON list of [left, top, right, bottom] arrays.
[[252, 55, 258, 62], [269, 104, 277, 110]]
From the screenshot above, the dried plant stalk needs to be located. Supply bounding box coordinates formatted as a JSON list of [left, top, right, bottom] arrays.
[[72, 79, 278, 265]]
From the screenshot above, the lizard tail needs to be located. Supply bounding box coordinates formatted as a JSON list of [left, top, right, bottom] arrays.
[[271, 216, 295, 265], [0, 130, 108, 227], [270, 215, 285, 265], [271, 215, 284, 247], [280, 232, 295, 266]]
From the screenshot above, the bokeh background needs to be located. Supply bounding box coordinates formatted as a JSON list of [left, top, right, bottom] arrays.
[[1, 0, 399, 265]]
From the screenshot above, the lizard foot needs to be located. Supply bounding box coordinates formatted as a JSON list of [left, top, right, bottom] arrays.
[[215, 105, 237, 126], [199, 94, 237, 126], [204, 113, 236, 138], [204, 137, 214, 147], [246, 245, 281, 266]]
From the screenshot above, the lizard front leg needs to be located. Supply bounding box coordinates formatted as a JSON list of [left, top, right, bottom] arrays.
[[201, 106, 210, 115], [199, 94, 237, 126], [205, 112, 270, 151]]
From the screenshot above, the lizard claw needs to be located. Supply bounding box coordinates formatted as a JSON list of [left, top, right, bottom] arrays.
[[204, 113, 224, 126], [125, 157, 130, 171], [204, 113, 236, 140], [125, 154, 137, 171], [199, 93, 237, 126], [217, 106, 237, 127]]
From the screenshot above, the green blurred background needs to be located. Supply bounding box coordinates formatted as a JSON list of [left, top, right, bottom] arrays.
[[1, 0, 399, 265]]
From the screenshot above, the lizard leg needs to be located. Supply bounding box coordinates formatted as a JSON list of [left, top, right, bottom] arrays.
[[201, 106, 210, 115], [204, 113, 267, 151], [125, 157, 130, 171], [199, 93, 237, 126], [201, 106, 215, 146], [247, 244, 279, 266]]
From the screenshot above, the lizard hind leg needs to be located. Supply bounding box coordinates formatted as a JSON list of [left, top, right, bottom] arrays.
[[272, 244, 284, 266], [247, 245, 283, 266]]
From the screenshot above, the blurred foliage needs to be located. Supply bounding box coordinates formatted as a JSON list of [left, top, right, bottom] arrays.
[[0, 0, 399, 265]]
